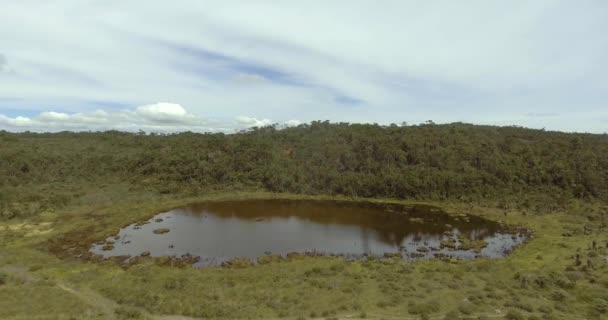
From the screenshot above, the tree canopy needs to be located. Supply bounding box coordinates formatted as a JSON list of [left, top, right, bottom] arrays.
[[1, 122, 607, 219]]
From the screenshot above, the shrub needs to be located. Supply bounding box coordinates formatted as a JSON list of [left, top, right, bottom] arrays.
[[408, 300, 440, 315], [554, 276, 575, 289], [443, 310, 460, 319], [594, 298, 608, 314], [550, 290, 567, 302], [505, 300, 534, 312], [504, 310, 525, 320], [458, 302, 475, 315], [114, 306, 143, 319], [163, 277, 186, 290], [538, 305, 553, 314], [28, 265, 43, 272]]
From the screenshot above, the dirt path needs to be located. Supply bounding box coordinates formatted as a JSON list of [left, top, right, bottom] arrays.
[[56, 282, 117, 319], [0, 264, 200, 320]]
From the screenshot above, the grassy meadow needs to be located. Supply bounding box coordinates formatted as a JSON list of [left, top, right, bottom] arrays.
[[1, 189, 607, 319]]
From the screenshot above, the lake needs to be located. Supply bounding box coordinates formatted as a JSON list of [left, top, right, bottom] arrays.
[[90, 199, 527, 266]]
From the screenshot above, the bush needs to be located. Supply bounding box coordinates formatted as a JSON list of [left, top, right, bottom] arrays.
[[550, 290, 567, 302], [114, 306, 143, 319], [443, 310, 460, 319], [0, 272, 7, 285], [458, 302, 475, 315], [163, 277, 186, 290], [505, 300, 534, 312], [538, 305, 553, 314], [504, 310, 525, 320], [594, 298, 608, 315], [408, 300, 440, 315]]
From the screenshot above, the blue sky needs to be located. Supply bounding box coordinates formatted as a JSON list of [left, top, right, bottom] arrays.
[[0, 1, 607, 133]]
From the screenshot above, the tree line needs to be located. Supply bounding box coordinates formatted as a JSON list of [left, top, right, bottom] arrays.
[[1, 121, 607, 219]]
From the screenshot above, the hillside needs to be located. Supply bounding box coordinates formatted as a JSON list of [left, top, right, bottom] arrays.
[[1, 122, 607, 220]]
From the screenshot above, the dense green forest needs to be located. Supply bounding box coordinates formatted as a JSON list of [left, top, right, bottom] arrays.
[[1, 121, 607, 220]]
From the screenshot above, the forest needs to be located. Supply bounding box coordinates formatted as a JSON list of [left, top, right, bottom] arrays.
[[1, 121, 608, 220]]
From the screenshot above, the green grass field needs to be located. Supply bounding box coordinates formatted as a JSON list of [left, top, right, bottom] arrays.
[[1, 188, 606, 320]]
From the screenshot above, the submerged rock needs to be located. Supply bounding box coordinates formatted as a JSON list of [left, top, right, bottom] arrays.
[[153, 228, 170, 234], [440, 239, 458, 250], [221, 257, 253, 268], [458, 239, 489, 252], [416, 246, 429, 253]]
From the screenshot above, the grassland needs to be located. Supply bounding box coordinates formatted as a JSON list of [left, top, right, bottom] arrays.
[[1, 188, 607, 320]]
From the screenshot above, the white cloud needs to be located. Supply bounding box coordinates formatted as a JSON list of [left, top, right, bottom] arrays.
[[39, 111, 70, 122], [236, 116, 273, 127], [0, 103, 299, 132], [0, 115, 34, 127], [284, 119, 301, 127], [135, 102, 193, 123]]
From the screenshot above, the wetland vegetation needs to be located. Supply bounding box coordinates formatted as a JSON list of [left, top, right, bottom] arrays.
[[1, 122, 608, 319]]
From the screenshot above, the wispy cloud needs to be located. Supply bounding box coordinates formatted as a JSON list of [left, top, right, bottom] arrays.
[[161, 40, 313, 89], [335, 95, 364, 106]]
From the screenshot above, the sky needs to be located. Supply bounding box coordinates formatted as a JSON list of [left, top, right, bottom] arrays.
[[1, 1, 607, 133]]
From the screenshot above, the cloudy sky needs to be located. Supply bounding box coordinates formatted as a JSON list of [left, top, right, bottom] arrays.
[[1, 1, 607, 133]]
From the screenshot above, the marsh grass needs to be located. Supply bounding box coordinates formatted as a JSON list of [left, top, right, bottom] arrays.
[[0, 191, 607, 319]]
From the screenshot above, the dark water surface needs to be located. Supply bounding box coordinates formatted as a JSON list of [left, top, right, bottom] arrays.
[[90, 200, 527, 266]]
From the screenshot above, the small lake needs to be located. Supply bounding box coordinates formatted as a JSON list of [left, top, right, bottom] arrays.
[[90, 200, 527, 266]]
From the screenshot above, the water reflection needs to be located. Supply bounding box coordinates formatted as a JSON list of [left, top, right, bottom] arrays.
[[90, 199, 526, 266]]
